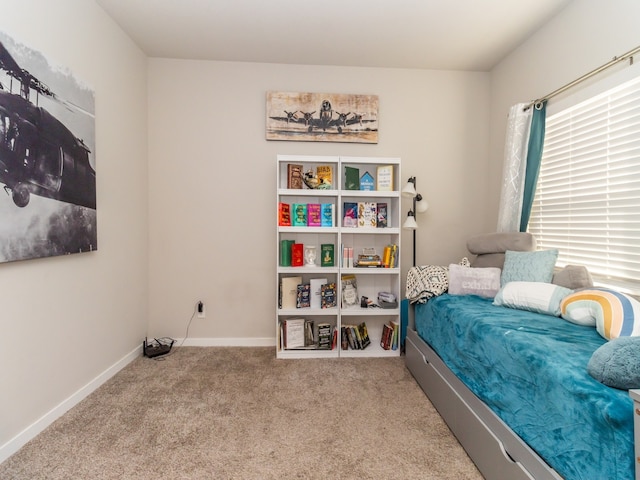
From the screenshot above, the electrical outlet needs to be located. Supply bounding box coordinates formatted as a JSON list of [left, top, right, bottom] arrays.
[[197, 301, 205, 318]]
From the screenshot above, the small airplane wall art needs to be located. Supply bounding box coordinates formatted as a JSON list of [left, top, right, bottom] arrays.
[[266, 92, 378, 144]]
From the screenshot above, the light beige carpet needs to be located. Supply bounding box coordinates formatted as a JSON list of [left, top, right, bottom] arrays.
[[0, 347, 484, 479]]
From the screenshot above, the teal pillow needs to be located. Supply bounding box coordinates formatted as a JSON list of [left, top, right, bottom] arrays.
[[588, 336, 640, 389], [500, 249, 558, 287]]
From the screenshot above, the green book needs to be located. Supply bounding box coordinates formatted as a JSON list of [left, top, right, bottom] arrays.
[[321, 244, 334, 267], [344, 166, 360, 190], [280, 239, 294, 266]]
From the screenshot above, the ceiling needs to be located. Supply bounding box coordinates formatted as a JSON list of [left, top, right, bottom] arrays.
[[95, 0, 572, 71]]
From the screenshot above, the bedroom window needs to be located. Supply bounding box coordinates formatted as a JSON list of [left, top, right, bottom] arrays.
[[528, 72, 640, 293]]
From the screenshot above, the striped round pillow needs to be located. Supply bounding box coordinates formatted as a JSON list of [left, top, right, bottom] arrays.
[[561, 288, 640, 340]]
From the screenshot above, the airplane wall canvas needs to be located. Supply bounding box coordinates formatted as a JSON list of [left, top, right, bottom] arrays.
[[266, 91, 378, 143], [0, 31, 96, 264]]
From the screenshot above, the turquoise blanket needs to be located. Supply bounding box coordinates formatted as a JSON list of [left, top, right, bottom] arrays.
[[416, 294, 634, 480]]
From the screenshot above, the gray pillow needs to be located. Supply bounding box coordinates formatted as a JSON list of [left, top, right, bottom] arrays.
[[588, 336, 640, 389], [467, 232, 536, 255], [552, 265, 593, 290]]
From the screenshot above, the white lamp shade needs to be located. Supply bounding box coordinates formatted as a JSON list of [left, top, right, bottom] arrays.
[[415, 196, 429, 213], [402, 213, 418, 230], [402, 181, 417, 198]]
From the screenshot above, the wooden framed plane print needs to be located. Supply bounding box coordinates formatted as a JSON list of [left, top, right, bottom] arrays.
[[266, 91, 378, 144]]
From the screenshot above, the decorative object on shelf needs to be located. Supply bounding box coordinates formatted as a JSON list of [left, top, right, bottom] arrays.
[[302, 170, 332, 190], [359, 171, 375, 191], [402, 176, 429, 266], [304, 245, 317, 267], [266, 91, 379, 143]]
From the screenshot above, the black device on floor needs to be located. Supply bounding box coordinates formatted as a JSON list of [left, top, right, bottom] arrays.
[[143, 337, 175, 358]]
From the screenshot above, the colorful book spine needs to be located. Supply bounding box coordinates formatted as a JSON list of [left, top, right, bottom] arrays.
[[316, 165, 333, 188], [321, 244, 334, 267], [296, 283, 311, 308], [307, 203, 321, 226], [321, 203, 334, 227], [291, 243, 304, 266], [376, 165, 394, 191], [343, 202, 357, 227], [278, 202, 291, 226], [292, 203, 307, 226], [280, 239, 294, 266], [287, 164, 303, 189], [376, 203, 387, 228], [357, 202, 377, 228]]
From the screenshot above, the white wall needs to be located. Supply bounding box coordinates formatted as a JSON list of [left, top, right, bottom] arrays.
[[147, 60, 491, 341], [0, 0, 148, 458], [488, 0, 640, 228]]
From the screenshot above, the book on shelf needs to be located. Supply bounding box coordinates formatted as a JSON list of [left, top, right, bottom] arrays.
[[291, 243, 304, 267], [287, 164, 303, 189], [280, 239, 294, 266], [307, 203, 321, 227], [292, 203, 307, 227], [357, 322, 371, 349], [380, 323, 394, 350], [321, 203, 334, 227], [317, 323, 332, 349], [320, 282, 337, 308], [341, 274, 358, 308], [341, 246, 354, 268], [278, 202, 291, 226], [360, 171, 375, 191], [389, 320, 399, 350], [280, 276, 302, 309], [376, 203, 388, 228], [281, 318, 306, 349], [316, 165, 333, 188], [304, 319, 315, 347], [296, 283, 310, 308], [381, 244, 398, 268], [321, 244, 334, 267], [341, 322, 370, 350], [343, 202, 358, 227], [344, 166, 360, 190], [376, 165, 394, 191], [341, 327, 349, 350], [380, 320, 399, 350], [357, 202, 377, 228], [309, 278, 327, 309]]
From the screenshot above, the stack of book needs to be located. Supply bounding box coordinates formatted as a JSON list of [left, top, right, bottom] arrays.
[[279, 202, 334, 227], [342, 202, 388, 228], [341, 322, 371, 350], [380, 320, 399, 350]]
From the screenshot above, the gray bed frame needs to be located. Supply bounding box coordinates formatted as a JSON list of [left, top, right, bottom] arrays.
[[406, 327, 640, 480]]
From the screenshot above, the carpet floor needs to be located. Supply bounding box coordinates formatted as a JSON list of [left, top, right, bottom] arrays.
[[0, 347, 484, 479]]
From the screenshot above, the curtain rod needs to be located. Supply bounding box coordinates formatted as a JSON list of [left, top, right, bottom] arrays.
[[527, 45, 640, 110]]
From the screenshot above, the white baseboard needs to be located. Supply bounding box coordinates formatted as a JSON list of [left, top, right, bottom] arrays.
[[0, 344, 142, 464], [178, 337, 276, 347]]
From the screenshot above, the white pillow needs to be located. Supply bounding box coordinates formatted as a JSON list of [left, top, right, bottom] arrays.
[[493, 281, 573, 316]]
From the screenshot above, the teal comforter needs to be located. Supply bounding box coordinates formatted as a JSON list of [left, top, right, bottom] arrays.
[[416, 294, 634, 480]]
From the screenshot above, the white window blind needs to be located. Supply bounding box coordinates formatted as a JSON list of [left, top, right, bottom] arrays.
[[528, 74, 640, 289]]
